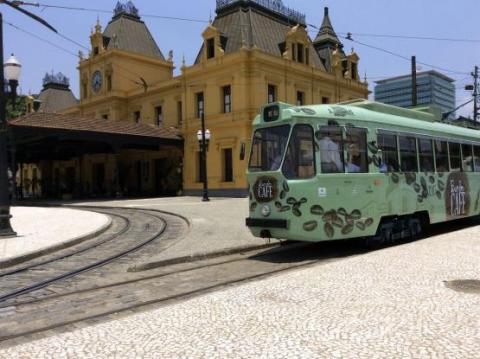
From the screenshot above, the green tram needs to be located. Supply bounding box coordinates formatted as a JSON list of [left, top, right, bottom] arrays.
[[246, 100, 480, 244]]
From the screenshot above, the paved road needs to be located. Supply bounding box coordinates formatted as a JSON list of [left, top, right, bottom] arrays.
[[1, 218, 479, 358]]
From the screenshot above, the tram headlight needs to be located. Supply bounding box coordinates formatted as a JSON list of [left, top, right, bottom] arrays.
[[261, 205, 271, 217]]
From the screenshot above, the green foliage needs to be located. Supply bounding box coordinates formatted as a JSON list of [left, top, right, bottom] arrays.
[[6, 95, 27, 121]]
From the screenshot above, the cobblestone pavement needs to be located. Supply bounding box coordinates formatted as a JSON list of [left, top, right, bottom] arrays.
[[73, 197, 269, 264], [1, 221, 479, 358]]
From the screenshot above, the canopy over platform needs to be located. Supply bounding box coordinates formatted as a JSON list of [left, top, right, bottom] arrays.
[[9, 112, 183, 162]]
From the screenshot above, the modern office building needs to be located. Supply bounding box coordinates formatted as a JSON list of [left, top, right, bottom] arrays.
[[374, 70, 455, 117]]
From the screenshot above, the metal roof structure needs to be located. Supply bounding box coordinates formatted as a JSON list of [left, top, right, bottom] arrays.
[[195, 0, 325, 70], [103, 1, 165, 60]]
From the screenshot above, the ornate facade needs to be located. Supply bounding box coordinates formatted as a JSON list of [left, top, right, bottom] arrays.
[[33, 0, 368, 198]]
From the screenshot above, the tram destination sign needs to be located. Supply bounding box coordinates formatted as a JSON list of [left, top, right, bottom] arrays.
[[253, 177, 278, 203]]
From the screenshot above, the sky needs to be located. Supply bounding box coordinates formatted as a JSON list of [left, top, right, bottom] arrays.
[[3, 0, 479, 117]]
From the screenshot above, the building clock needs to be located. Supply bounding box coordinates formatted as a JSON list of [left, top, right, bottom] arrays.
[[91, 70, 103, 93]]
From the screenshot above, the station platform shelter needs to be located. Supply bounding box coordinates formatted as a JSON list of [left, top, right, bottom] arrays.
[[8, 113, 183, 200]]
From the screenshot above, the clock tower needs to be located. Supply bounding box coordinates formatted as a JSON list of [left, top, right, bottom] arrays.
[[75, 1, 174, 121]]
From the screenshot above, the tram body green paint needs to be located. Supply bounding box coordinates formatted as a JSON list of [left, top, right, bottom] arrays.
[[246, 101, 480, 242]]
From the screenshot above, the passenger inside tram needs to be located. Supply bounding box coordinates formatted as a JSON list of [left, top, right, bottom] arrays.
[[318, 123, 344, 173], [346, 143, 361, 173]]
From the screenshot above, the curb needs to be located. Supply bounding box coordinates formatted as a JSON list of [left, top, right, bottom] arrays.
[[127, 241, 297, 272], [0, 210, 113, 269]]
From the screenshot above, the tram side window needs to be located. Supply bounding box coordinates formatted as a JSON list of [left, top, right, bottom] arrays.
[[317, 125, 344, 173], [345, 127, 368, 173], [461, 144, 474, 172], [282, 125, 315, 179], [435, 140, 449, 172], [449, 142, 461, 172], [474, 146, 480, 172], [377, 133, 399, 172], [419, 138, 434, 172], [399, 136, 418, 172]]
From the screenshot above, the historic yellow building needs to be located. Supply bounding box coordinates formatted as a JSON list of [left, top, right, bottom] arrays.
[[19, 0, 368, 198]]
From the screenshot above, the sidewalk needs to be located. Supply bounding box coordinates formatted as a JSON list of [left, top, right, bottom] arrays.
[[0, 207, 110, 266], [1, 217, 479, 358]]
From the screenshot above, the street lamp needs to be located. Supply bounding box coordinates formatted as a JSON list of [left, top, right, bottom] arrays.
[[196, 121, 211, 202], [0, 1, 57, 238], [4, 54, 21, 107], [0, 54, 21, 237]]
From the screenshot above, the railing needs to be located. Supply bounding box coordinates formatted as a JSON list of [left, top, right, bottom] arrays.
[[216, 0, 306, 24]]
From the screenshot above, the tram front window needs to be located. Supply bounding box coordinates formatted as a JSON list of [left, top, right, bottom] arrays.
[[248, 125, 290, 172], [282, 125, 315, 179]]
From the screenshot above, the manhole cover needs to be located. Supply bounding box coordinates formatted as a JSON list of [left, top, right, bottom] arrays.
[[444, 280, 480, 294]]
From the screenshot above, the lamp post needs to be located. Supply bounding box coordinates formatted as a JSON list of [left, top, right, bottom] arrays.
[[0, 1, 56, 237], [196, 115, 211, 202], [0, 52, 21, 236]]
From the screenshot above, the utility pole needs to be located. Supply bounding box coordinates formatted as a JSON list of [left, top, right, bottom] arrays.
[[411, 56, 417, 107], [473, 65, 478, 123]]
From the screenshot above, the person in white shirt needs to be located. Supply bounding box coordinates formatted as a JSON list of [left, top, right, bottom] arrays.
[[319, 132, 343, 172]]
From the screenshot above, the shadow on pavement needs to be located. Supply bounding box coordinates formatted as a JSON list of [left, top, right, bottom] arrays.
[[249, 215, 480, 265]]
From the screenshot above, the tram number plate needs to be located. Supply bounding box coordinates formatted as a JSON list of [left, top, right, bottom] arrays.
[[254, 177, 278, 203]]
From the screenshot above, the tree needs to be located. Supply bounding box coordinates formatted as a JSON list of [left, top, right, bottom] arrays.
[[6, 95, 27, 121]]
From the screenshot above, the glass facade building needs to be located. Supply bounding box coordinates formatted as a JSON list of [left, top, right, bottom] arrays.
[[374, 71, 455, 118]]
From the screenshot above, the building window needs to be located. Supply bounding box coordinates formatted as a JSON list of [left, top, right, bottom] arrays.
[[305, 48, 309, 65], [291, 43, 296, 61], [177, 101, 183, 127], [223, 85, 232, 113], [102, 114, 109, 120], [155, 106, 163, 127], [322, 97, 329, 104], [196, 92, 204, 119], [351, 63, 358, 80], [297, 43, 304, 63], [94, 47, 99, 56], [134, 111, 141, 124], [107, 74, 112, 91], [268, 84, 277, 103], [223, 148, 233, 182], [296, 91, 304, 106], [207, 38, 215, 59]]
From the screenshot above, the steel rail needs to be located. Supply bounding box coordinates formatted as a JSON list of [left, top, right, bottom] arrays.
[[0, 210, 131, 277], [0, 209, 169, 303]]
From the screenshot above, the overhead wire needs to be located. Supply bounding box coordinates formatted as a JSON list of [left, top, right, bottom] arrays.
[[13, 2, 209, 23], [6, 2, 475, 89], [5, 19, 152, 90]]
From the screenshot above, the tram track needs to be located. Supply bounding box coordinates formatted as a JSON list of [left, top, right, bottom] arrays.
[[0, 211, 132, 278], [0, 207, 189, 307], [0, 239, 363, 343], [0, 212, 477, 344]]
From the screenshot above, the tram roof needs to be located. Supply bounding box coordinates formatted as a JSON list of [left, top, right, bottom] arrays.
[[267, 100, 480, 142]]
